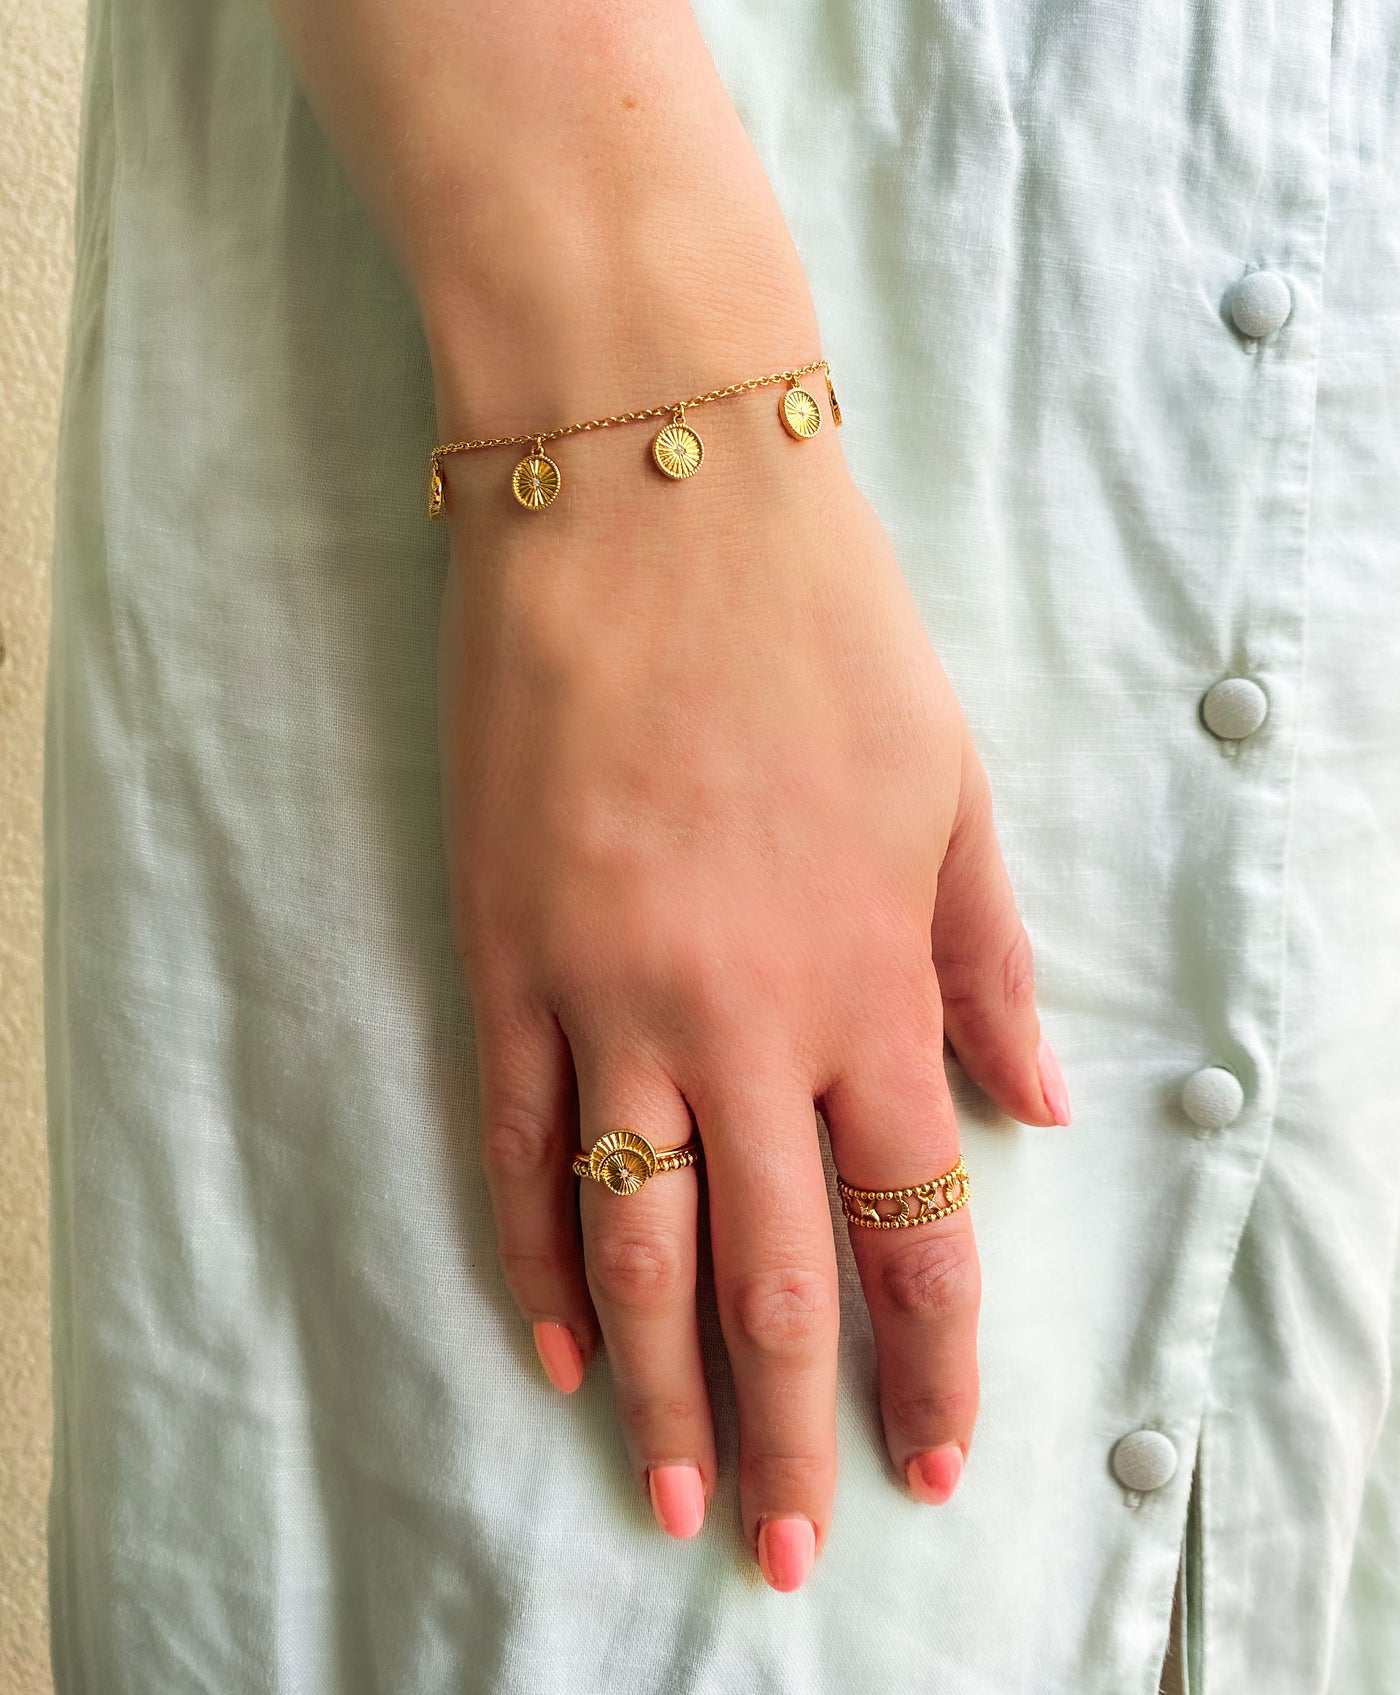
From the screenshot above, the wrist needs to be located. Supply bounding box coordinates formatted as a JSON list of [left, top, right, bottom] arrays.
[[419, 199, 823, 443]]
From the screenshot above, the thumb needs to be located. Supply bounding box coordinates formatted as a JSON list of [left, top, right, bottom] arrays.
[[929, 747, 1070, 1128]]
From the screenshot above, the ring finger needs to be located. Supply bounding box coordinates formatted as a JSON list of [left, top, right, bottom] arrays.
[[818, 957, 981, 1506]]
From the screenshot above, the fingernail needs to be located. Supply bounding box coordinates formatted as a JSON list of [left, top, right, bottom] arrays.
[[532, 1320, 584, 1394], [906, 1443, 965, 1505], [757, 1515, 816, 1592], [1037, 1034, 1072, 1126], [647, 1464, 706, 1539]]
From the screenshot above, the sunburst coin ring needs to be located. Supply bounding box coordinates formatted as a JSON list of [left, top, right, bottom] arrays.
[[780, 385, 822, 439], [652, 422, 705, 480], [511, 452, 562, 509], [587, 1130, 659, 1195]]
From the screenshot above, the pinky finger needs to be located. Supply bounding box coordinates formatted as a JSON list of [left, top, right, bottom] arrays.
[[471, 985, 598, 1393]]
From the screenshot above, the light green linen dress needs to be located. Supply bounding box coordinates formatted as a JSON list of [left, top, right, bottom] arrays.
[[42, 0, 1400, 1690]]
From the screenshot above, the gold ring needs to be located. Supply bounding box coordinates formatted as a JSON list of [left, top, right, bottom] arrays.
[[836, 1155, 970, 1229], [572, 1129, 702, 1197]]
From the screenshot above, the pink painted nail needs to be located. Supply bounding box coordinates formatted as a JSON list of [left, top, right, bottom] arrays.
[[648, 1465, 706, 1539], [532, 1321, 584, 1394], [757, 1516, 816, 1592], [1037, 1034, 1072, 1126], [906, 1443, 965, 1505]]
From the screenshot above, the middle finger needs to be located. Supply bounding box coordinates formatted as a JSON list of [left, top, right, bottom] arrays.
[[697, 1055, 840, 1592]]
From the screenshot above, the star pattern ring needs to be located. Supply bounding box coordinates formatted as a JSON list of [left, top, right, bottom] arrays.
[[572, 1130, 702, 1196]]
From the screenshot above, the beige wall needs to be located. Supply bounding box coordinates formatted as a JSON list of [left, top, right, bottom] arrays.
[[1, 1, 86, 1690]]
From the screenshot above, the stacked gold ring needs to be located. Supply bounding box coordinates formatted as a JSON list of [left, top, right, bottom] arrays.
[[836, 1155, 970, 1229], [573, 1129, 702, 1197], [572, 1131, 967, 1229]]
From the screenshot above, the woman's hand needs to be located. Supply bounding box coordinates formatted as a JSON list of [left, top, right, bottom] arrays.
[[437, 372, 1069, 1591], [262, 0, 1069, 1599]]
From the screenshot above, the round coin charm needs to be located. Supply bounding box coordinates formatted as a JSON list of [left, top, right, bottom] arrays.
[[779, 384, 822, 439], [824, 370, 843, 427], [587, 1130, 659, 1196], [652, 419, 705, 480], [511, 450, 561, 510]]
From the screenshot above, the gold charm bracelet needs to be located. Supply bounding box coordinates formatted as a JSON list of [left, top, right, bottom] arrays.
[[427, 357, 842, 517]]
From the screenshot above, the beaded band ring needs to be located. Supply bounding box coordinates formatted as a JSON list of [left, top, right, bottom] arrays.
[[836, 1156, 970, 1230]]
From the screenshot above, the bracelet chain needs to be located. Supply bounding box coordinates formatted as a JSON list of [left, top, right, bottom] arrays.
[[427, 356, 838, 517], [433, 357, 830, 458]]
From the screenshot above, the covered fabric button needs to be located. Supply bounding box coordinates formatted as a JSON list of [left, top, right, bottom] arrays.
[[1181, 1066, 1245, 1129], [1229, 269, 1293, 338], [1201, 676, 1269, 740], [1111, 1429, 1178, 1493]]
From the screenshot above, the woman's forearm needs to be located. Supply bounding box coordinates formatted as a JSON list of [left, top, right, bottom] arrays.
[[262, 0, 821, 436]]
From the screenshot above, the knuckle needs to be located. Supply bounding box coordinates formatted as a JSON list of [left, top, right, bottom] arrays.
[[878, 1228, 981, 1321], [481, 1106, 558, 1184], [728, 1266, 837, 1358], [664, 940, 760, 1049], [535, 922, 604, 1008], [589, 1230, 689, 1311], [617, 1391, 709, 1434], [551, 918, 753, 1048], [667, 936, 730, 1016], [497, 1244, 577, 1299], [738, 1449, 831, 1499], [644, 915, 795, 1053], [886, 1383, 979, 1435]]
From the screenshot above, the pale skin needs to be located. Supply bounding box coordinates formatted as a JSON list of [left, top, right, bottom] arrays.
[[264, 0, 1071, 1592]]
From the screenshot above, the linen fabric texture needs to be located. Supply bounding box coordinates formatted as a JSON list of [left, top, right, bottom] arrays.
[[42, 0, 1400, 1690]]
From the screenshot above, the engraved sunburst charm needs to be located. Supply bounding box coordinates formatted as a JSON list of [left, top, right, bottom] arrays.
[[780, 384, 822, 439], [652, 418, 705, 480], [587, 1129, 659, 1195], [511, 450, 561, 510]]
